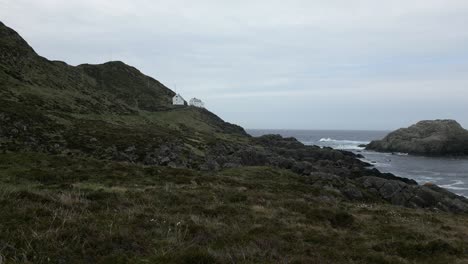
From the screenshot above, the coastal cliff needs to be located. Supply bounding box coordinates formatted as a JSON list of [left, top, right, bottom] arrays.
[[367, 120, 468, 156], [1, 22, 468, 263]]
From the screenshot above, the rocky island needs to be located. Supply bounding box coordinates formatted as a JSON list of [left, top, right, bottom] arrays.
[[1, 21, 468, 263], [367, 120, 468, 156]]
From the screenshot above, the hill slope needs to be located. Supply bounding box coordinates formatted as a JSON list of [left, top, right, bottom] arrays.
[[0, 20, 173, 113], [1, 21, 468, 263], [1, 20, 468, 213], [0, 21, 248, 168]]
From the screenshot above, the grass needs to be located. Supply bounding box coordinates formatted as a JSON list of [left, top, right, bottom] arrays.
[[0, 94, 247, 169], [0, 152, 467, 263], [2, 22, 467, 263]]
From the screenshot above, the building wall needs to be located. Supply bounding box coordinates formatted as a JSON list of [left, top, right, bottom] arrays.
[[172, 95, 185, 105], [191, 102, 204, 108], [189, 98, 204, 108]]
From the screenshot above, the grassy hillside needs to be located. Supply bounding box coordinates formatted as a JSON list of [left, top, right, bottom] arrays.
[[0, 20, 174, 114], [1, 152, 467, 264], [0, 21, 247, 168], [1, 21, 468, 263]]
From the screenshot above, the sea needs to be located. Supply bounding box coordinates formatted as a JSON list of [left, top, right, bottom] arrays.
[[247, 129, 468, 197]]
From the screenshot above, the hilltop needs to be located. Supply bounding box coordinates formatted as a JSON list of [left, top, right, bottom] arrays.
[[1, 22, 468, 263], [367, 120, 468, 156], [0, 21, 247, 168]]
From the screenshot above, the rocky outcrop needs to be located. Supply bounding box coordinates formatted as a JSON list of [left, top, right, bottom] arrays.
[[302, 173, 468, 213], [356, 177, 468, 213], [367, 120, 468, 156]]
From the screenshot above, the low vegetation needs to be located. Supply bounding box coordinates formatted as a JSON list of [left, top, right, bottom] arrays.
[[1, 21, 468, 263], [0, 152, 467, 263]]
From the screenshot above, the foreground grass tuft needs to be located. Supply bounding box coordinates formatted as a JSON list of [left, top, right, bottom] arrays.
[[0, 152, 467, 263]]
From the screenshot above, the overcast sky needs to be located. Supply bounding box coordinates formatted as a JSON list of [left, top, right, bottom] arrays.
[[2, 0, 468, 130]]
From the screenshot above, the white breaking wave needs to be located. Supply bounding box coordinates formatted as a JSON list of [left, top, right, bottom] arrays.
[[319, 138, 369, 144], [440, 180, 467, 190], [334, 145, 366, 150], [318, 138, 370, 150]]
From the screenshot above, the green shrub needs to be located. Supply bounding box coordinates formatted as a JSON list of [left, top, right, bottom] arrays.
[[330, 211, 354, 228]]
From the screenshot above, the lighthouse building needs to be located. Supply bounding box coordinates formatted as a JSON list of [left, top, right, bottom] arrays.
[[189, 98, 205, 108], [172, 94, 185, 105]]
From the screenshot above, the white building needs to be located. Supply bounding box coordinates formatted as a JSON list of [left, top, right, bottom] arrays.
[[189, 98, 205, 108], [172, 94, 185, 105]]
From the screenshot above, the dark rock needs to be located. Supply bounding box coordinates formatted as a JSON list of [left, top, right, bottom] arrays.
[[125, 146, 136, 153], [200, 158, 220, 171], [237, 149, 269, 166], [222, 162, 241, 169], [159, 157, 171, 165], [308, 173, 365, 201], [356, 176, 468, 213], [367, 120, 468, 156], [341, 186, 364, 200]]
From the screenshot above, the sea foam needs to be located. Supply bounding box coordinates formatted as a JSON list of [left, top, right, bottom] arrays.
[[318, 138, 369, 150]]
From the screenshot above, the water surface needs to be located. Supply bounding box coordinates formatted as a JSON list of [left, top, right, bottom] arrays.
[[248, 129, 468, 197]]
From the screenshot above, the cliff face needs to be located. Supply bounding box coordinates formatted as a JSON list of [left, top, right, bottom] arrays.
[[367, 120, 468, 156]]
